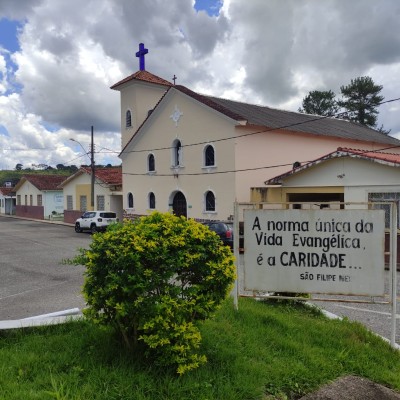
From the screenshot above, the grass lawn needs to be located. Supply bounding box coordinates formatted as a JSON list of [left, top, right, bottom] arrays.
[[0, 298, 399, 400]]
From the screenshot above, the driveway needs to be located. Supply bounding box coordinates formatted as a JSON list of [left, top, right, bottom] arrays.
[[0, 216, 92, 320]]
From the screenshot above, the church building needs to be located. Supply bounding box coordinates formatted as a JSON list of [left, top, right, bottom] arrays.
[[111, 44, 400, 221]]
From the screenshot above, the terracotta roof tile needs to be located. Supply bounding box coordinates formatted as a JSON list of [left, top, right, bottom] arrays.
[[0, 187, 15, 196], [81, 166, 122, 185], [21, 174, 67, 190], [111, 70, 172, 90]]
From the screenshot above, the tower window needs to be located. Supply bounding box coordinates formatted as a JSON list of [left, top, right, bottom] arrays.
[[148, 154, 155, 172], [127, 192, 134, 208], [126, 110, 132, 128], [149, 192, 156, 209]]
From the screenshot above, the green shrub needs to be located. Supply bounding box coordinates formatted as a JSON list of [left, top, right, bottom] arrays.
[[72, 212, 236, 374]]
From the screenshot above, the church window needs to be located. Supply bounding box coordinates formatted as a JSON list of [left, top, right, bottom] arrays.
[[172, 139, 182, 167], [205, 191, 216, 212], [126, 110, 132, 128], [127, 192, 134, 209], [204, 144, 215, 167], [148, 153, 155, 172], [148, 192, 156, 209]]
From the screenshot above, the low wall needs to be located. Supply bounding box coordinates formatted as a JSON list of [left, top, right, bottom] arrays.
[[64, 210, 83, 225], [16, 205, 44, 220]]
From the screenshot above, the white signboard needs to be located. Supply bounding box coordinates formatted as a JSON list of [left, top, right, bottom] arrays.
[[243, 209, 385, 296]]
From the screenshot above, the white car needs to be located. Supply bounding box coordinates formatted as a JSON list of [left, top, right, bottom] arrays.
[[75, 211, 119, 233]]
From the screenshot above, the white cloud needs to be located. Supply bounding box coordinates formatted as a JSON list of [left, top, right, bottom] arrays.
[[1, 0, 400, 169]]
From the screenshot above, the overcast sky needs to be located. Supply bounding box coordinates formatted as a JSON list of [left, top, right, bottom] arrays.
[[1, 0, 400, 170]]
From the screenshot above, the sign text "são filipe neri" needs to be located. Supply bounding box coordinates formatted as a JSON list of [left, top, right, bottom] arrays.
[[243, 209, 385, 296]]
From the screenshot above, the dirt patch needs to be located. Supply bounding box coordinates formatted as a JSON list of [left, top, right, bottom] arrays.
[[299, 375, 400, 400]]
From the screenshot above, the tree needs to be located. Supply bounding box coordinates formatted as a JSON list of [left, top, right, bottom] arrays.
[[338, 76, 384, 129], [298, 90, 339, 117], [15, 163, 23, 171]]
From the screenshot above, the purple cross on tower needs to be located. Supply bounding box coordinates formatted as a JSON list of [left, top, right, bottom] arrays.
[[136, 43, 148, 71]]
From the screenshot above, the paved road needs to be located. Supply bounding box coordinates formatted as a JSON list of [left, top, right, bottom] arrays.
[[0, 216, 91, 320]]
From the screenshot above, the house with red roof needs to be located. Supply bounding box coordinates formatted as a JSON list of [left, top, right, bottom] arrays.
[[111, 51, 400, 221], [14, 175, 67, 220], [0, 186, 16, 215], [59, 166, 123, 224]]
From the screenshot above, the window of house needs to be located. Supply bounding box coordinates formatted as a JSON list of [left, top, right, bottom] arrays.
[[149, 192, 156, 209], [25, 195, 27, 205], [204, 144, 215, 167], [17, 195, 21, 205], [148, 153, 155, 172], [80, 195, 87, 212], [127, 192, 134, 209], [67, 195, 73, 210], [126, 110, 132, 128], [97, 195, 105, 211], [172, 139, 182, 167], [37, 194, 42, 206], [30, 195, 33, 206], [205, 191, 216, 212]]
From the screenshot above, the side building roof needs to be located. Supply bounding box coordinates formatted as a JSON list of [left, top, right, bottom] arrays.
[[265, 147, 400, 185], [14, 174, 67, 192], [59, 167, 122, 187]]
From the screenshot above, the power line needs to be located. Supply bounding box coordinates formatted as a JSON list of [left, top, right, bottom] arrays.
[[122, 144, 400, 178]]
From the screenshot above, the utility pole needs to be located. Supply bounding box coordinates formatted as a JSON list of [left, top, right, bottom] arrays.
[[91, 125, 95, 209]]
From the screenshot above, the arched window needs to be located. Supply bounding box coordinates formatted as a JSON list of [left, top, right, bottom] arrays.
[[205, 191, 216, 212], [148, 192, 156, 209], [126, 110, 132, 128], [172, 139, 182, 167], [204, 144, 215, 167], [127, 192, 134, 209], [148, 154, 155, 172]]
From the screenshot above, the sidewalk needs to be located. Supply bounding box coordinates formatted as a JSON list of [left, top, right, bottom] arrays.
[[0, 213, 74, 226]]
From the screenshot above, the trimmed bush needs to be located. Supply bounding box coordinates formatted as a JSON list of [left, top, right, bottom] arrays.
[[72, 212, 236, 374]]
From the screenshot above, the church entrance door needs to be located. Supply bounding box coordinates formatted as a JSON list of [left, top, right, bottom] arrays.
[[172, 191, 187, 218]]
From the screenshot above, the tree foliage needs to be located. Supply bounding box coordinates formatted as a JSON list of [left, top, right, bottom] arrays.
[[298, 90, 338, 117], [299, 76, 389, 133], [70, 212, 236, 374], [338, 76, 384, 129]]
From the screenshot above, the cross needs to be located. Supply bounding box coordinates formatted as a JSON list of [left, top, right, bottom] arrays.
[[172, 74, 177, 85], [136, 43, 148, 71]]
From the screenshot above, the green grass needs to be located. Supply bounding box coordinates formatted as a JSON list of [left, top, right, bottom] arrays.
[[0, 298, 399, 400]]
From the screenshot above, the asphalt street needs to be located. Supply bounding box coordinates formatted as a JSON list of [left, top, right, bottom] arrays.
[[0, 216, 91, 320]]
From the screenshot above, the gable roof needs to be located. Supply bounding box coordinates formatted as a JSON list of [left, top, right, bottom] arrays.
[[15, 174, 67, 192], [116, 71, 400, 156], [59, 167, 122, 187], [265, 147, 400, 185], [110, 70, 172, 90]]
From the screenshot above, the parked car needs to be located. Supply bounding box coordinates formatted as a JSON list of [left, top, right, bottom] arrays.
[[203, 221, 234, 248], [75, 211, 119, 233]]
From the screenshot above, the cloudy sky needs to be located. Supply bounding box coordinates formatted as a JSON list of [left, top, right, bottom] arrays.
[[1, 0, 400, 170]]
